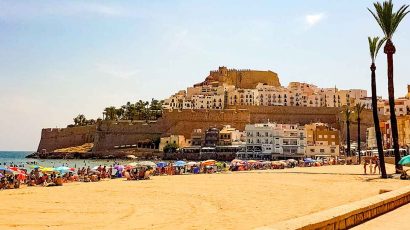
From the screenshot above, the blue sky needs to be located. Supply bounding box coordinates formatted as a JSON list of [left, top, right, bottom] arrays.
[[0, 0, 409, 151]]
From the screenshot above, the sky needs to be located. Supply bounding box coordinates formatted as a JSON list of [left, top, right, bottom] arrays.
[[0, 0, 409, 151]]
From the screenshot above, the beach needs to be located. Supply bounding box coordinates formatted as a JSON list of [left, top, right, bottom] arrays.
[[1, 164, 409, 230]]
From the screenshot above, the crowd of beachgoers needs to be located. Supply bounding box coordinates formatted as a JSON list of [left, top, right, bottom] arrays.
[[0, 158, 337, 190]]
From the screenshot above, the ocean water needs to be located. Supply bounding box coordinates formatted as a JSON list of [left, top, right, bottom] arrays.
[[0, 151, 133, 171]]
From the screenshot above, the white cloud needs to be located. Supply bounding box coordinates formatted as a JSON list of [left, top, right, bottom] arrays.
[[305, 13, 325, 28]]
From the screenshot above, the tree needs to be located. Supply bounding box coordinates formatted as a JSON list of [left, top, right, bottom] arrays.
[[163, 143, 179, 153], [354, 103, 366, 164], [150, 98, 163, 119], [343, 106, 353, 157], [135, 100, 146, 120], [116, 107, 125, 120], [73, 114, 86, 126], [104, 106, 117, 120], [368, 0, 409, 172], [368, 36, 388, 178]]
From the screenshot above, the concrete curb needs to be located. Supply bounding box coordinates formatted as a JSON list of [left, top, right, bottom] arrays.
[[255, 185, 410, 230]]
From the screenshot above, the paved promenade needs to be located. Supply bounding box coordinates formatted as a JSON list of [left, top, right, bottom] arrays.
[[353, 203, 410, 230]]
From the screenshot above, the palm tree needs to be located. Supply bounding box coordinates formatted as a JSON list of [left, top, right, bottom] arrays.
[[354, 103, 366, 164], [343, 106, 353, 157], [104, 107, 117, 120], [368, 36, 388, 178], [116, 107, 125, 120], [135, 100, 145, 120], [368, 0, 409, 172]]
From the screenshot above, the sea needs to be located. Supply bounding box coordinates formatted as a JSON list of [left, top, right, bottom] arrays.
[[0, 151, 132, 171]]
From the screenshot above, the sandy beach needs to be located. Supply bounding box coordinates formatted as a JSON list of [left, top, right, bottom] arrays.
[[1, 164, 409, 230]]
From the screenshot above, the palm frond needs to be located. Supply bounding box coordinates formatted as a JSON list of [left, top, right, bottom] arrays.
[[368, 0, 409, 39], [368, 36, 386, 62]]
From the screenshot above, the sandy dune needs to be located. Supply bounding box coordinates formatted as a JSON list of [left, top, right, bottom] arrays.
[[1, 165, 409, 230]]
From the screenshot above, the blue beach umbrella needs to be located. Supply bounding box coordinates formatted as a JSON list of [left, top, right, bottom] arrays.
[[174, 161, 186, 167], [55, 166, 73, 173], [399, 155, 410, 165], [0, 167, 13, 173], [156, 162, 167, 168], [304, 158, 315, 163]]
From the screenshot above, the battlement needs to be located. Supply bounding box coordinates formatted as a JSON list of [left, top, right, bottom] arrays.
[[202, 66, 281, 89]]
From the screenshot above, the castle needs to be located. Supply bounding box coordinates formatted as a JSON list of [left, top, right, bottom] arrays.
[[194, 66, 281, 89]]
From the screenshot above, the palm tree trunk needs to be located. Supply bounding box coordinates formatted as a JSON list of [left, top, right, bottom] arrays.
[[346, 120, 351, 157], [358, 117, 361, 164], [385, 39, 401, 172], [371, 63, 387, 178]]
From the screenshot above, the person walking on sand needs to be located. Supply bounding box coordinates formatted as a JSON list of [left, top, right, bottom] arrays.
[[373, 156, 380, 175], [369, 157, 374, 175], [364, 157, 369, 175]]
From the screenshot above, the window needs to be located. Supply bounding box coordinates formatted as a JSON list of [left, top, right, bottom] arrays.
[[318, 135, 323, 138], [310, 149, 315, 153], [331, 142, 336, 145], [324, 135, 328, 138], [331, 135, 335, 138], [320, 149, 325, 153], [331, 149, 335, 153]]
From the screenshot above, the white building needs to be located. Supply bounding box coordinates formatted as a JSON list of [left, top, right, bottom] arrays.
[[191, 94, 225, 110], [237, 123, 306, 160], [163, 77, 370, 110], [227, 89, 259, 106]]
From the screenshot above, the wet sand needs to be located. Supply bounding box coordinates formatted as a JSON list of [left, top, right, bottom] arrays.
[[1, 164, 409, 230]]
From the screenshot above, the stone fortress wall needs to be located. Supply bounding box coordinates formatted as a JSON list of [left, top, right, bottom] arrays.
[[36, 106, 381, 154], [93, 121, 164, 152], [36, 125, 96, 153]]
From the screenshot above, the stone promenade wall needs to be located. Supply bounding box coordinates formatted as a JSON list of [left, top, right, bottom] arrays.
[[36, 125, 96, 153], [257, 185, 410, 230]]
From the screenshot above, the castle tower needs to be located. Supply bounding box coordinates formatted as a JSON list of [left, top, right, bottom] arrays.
[[219, 66, 228, 76]]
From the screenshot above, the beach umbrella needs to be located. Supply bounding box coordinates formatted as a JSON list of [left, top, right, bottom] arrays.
[[202, 160, 216, 166], [126, 155, 137, 159], [399, 155, 410, 165], [0, 173, 3, 178], [89, 169, 101, 174], [55, 166, 74, 173], [174, 161, 186, 167], [187, 162, 198, 166], [126, 162, 139, 167], [231, 159, 244, 164], [8, 167, 27, 175], [0, 167, 13, 173], [41, 167, 60, 172], [29, 165, 41, 169], [114, 165, 124, 171], [156, 162, 167, 168], [139, 161, 157, 168], [304, 158, 315, 163]]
